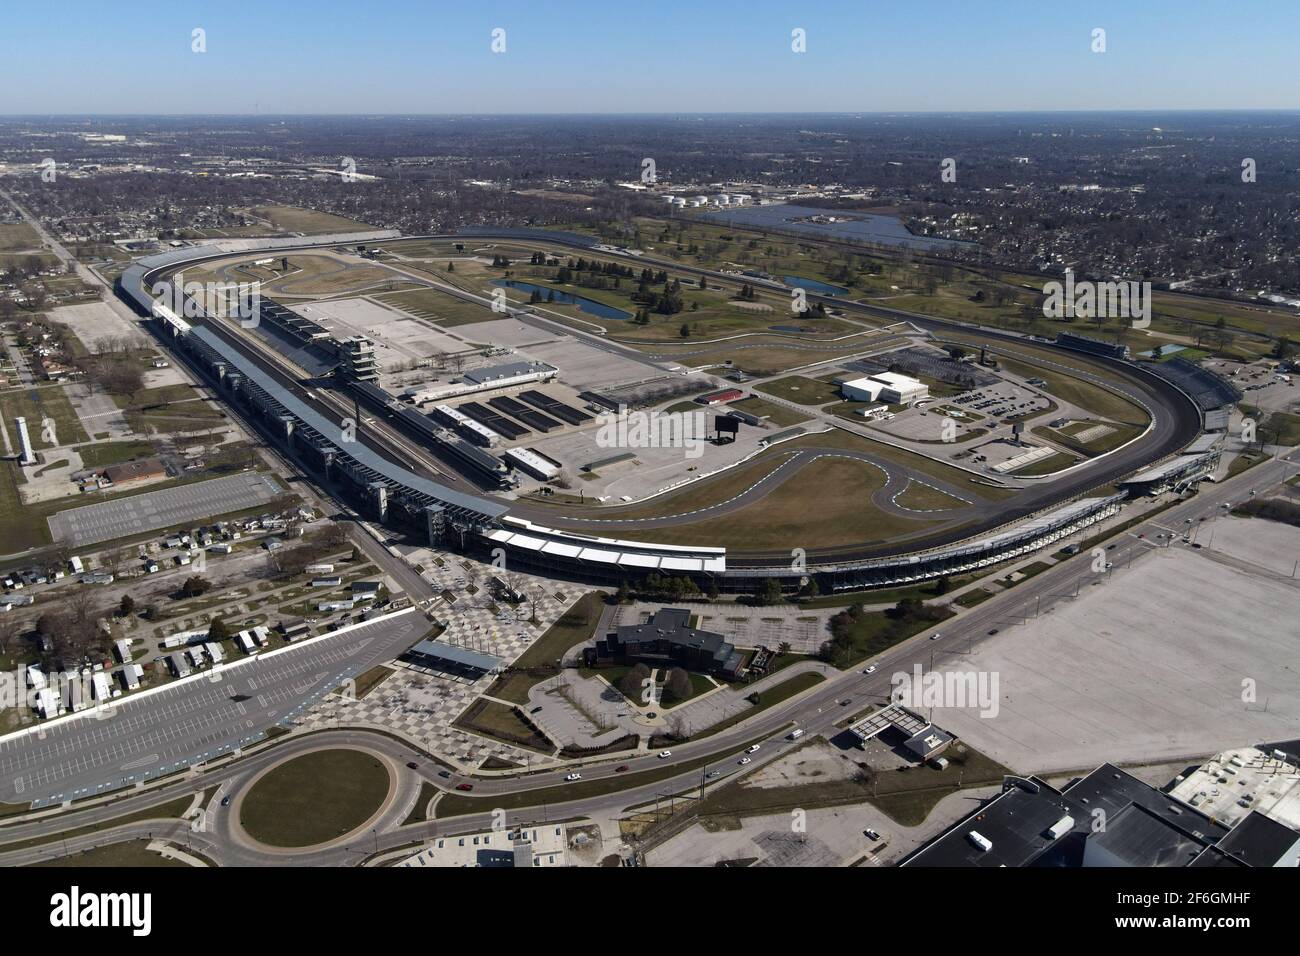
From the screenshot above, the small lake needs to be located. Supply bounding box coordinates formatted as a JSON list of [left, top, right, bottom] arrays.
[[770, 324, 815, 333], [493, 280, 632, 321], [781, 275, 849, 296], [699, 202, 975, 252]]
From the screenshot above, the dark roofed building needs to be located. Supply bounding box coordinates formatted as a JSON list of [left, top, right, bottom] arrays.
[[902, 763, 1252, 868], [402, 639, 501, 678], [102, 457, 167, 487], [585, 607, 745, 679], [1082, 804, 1210, 867], [1211, 811, 1300, 868]]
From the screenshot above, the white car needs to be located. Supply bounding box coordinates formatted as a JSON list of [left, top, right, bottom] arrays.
[[658, 750, 672, 759], [863, 665, 877, 674], [564, 773, 581, 782], [738, 757, 752, 765], [746, 745, 761, 754], [706, 770, 722, 779]]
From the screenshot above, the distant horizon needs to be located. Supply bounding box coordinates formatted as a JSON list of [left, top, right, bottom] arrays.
[[5, 108, 1300, 120], [3, 1, 1298, 114]]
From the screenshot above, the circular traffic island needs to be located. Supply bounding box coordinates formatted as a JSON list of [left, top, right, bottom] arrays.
[[238, 747, 395, 850]]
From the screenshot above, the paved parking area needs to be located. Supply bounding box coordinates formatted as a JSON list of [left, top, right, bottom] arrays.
[[623, 601, 832, 654], [48, 472, 284, 546], [0, 610, 431, 806], [647, 805, 877, 867], [49, 301, 150, 351], [932, 540, 1300, 774]]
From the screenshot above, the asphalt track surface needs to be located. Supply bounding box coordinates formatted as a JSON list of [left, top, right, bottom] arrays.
[[1, 451, 1291, 867], [135, 231, 1203, 567]]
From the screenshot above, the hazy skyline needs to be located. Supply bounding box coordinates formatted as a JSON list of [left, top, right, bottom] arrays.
[[3, 0, 1299, 115]]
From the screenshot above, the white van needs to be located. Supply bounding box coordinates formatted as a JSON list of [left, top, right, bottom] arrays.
[[788, 729, 804, 741]]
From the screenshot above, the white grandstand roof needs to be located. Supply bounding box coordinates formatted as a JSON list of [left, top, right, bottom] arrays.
[[485, 517, 727, 573]]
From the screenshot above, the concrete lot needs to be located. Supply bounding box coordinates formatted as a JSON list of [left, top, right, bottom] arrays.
[[1191, 512, 1300, 577], [441, 316, 558, 350], [743, 739, 860, 789], [49, 301, 150, 351], [48, 472, 285, 546], [293, 297, 445, 370], [644, 769, 1001, 867], [524, 336, 662, 392], [66, 383, 132, 440], [681, 604, 830, 654], [528, 414, 779, 502], [931, 532, 1300, 775]]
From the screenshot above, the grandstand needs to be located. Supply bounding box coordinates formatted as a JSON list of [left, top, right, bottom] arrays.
[[1055, 332, 1131, 361], [117, 228, 1204, 597], [1139, 358, 1241, 411]]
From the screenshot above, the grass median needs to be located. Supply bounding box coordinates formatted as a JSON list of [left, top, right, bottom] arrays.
[[433, 731, 780, 819]]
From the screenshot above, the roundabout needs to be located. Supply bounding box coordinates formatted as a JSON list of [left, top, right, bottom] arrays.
[[233, 746, 398, 852]]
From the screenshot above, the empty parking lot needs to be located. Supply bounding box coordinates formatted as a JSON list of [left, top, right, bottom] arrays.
[[930, 538, 1300, 774], [0, 609, 431, 806], [48, 472, 286, 547]]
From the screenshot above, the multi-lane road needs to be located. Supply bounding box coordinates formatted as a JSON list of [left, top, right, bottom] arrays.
[[1, 448, 1291, 864]]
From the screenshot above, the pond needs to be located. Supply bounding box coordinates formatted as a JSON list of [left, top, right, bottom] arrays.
[[781, 275, 850, 296], [700, 202, 975, 252], [492, 280, 632, 321]]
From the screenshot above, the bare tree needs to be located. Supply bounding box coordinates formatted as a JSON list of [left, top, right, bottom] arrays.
[[0, 618, 20, 661]]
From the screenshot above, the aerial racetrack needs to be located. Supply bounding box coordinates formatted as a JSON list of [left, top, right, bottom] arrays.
[[120, 227, 1204, 582]]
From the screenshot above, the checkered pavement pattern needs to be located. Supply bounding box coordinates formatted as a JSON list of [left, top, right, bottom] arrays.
[[297, 556, 584, 769], [300, 667, 554, 768]]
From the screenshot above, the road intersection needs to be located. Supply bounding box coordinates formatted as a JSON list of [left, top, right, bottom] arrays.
[[0, 447, 1291, 864]]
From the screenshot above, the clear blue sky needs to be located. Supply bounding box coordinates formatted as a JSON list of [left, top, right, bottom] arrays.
[[3, 0, 1298, 114]]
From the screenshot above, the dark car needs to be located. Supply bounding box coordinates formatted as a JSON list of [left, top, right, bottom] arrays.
[[406, 761, 418, 770], [614, 765, 629, 773], [220, 796, 231, 807], [455, 783, 473, 792], [529, 706, 543, 714], [437, 770, 452, 779]]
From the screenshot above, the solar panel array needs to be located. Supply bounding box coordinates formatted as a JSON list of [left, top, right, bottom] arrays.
[[519, 390, 594, 426], [457, 401, 529, 440]]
